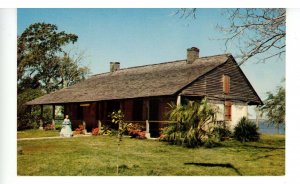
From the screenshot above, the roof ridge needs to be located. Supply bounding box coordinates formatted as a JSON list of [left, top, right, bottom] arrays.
[[91, 53, 231, 77]]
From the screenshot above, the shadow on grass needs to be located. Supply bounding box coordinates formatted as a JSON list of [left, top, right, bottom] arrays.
[[245, 153, 283, 161], [220, 142, 285, 151], [241, 145, 285, 150], [184, 162, 242, 176]]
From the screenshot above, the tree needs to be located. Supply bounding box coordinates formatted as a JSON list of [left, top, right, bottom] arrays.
[[17, 22, 90, 130], [111, 110, 127, 175], [17, 88, 44, 130], [259, 86, 285, 130], [176, 8, 286, 65], [17, 22, 89, 93]]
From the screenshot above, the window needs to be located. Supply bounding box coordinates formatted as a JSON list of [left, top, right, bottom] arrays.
[[223, 75, 230, 94], [224, 101, 232, 121]]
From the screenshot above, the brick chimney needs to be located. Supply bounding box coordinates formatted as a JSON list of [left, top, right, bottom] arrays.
[[110, 62, 120, 72], [187, 47, 200, 64]]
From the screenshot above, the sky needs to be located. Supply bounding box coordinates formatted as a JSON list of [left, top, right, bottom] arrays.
[[17, 8, 286, 118]]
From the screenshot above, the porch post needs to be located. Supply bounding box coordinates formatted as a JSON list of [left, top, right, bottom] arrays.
[[176, 95, 181, 107], [39, 105, 44, 130], [145, 120, 151, 139], [98, 120, 102, 134], [82, 121, 87, 134], [52, 104, 56, 130]]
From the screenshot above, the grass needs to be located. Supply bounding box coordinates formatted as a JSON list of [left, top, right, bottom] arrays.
[[17, 130, 285, 176], [17, 129, 60, 139]]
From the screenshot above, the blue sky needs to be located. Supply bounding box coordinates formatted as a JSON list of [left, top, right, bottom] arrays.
[[17, 8, 285, 117]]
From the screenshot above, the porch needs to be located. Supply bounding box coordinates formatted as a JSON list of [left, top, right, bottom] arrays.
[[36, 96, 177, 138]]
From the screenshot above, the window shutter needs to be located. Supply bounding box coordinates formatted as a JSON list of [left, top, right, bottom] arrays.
[[224, 101, 232, 121], [223, 75, 230, 94]]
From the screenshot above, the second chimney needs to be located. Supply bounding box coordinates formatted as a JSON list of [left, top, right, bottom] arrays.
[[187, 47, 200, 64], [110, 62, 120, 72]]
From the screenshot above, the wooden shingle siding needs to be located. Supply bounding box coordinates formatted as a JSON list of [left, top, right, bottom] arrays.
[[182, 58, 261, 104]]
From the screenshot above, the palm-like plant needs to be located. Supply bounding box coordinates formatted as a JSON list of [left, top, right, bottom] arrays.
[[163, 98, 218, 148]]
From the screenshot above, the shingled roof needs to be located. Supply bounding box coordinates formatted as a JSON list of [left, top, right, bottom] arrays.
[[26, 54, 230, 105]]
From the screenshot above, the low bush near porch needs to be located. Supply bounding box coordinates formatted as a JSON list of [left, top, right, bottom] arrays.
[[162, 98, 220, 148]]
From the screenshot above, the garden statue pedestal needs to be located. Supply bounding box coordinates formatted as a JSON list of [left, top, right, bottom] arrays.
[[39, 120, 43, 130]]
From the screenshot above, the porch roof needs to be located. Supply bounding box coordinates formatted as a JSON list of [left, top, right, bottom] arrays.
[[26, 54, 230, 105]]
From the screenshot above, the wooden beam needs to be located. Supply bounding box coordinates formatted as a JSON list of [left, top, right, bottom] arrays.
[[145, 120, 151, 139], [52, 104, 55, 120], [40, 105, 43, 119], [39, 105, 44, 130], [98, 120, 102, 134], [176, 95, 181, 106]]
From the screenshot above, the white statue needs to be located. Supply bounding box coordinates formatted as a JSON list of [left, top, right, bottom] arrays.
[[60, 115, 73, 137]]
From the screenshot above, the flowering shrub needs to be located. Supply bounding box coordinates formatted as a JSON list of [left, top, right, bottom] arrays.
[[158, 127, 167, 141], [44, 123, 55, 131], [92, 128, 99, 136], [74, 124, 84, 135], [127, 128, 146, 139], [158, 134, 167, 141]]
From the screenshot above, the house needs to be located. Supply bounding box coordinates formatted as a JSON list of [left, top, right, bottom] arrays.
[[26, 47, 262, 137]]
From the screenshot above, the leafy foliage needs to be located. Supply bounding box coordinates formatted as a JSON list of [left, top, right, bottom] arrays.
[[17, 88, 44, 130], [17, 23, 90, 129], [111, 110, 127, 143], [55, 124, 62, 131], [162, 98, 219, 148], [259, 86, 285, 128], [213, 127, 232, 141], [233, 117, 260, 142], [17, 23, 82, 93], [111, 110, 128, 175]]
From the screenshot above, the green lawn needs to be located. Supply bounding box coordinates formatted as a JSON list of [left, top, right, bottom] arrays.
[[17, 130, 285, 176], [17, 129, 61, 139]]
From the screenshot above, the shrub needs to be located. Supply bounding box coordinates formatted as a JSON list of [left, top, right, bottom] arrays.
[[92, 128, 99, 136], [44, 123, 55, 131], [55, 124, 62, 131], [162, 98, 218, 148], [233, 117, 260, 142], [17, 88, 45, 130], [74, 125, 84, 135], [127, 128, 146, 139], [203, 137, 221, 148], [213, 127, 232, 141]]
